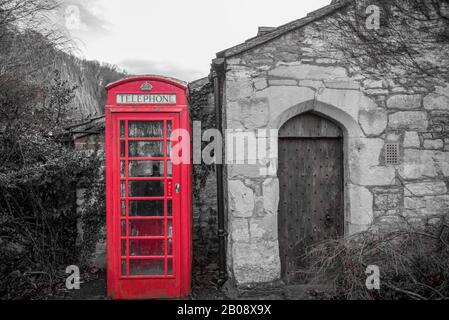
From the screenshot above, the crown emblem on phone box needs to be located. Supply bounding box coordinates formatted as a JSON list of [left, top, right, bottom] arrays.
[[140, 82, 153, 91]]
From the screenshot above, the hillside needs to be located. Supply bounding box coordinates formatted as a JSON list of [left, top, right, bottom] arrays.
[[1, 30, 125, 121], [51, 52, 125, 119]]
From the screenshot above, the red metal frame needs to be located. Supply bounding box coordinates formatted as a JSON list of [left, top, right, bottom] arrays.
[[105, 76, 192, 299]]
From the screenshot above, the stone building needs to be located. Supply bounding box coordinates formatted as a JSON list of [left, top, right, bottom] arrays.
[[70, 0, 449, 291], [207, 0, 449, 286]]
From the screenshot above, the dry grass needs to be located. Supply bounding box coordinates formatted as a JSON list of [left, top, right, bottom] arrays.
[[303, 214, 449, 300]]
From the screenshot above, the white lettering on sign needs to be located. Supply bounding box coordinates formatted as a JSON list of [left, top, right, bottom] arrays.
[[116, 94, 176, 105]]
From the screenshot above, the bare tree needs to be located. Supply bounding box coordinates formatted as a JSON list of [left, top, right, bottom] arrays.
[[0, 0, 71, 80], [0, 0, 58, 31], [318, 0, 449, 87]]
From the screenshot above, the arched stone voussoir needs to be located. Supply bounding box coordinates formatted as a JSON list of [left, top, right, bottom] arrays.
[[269, 99, 365, 139]]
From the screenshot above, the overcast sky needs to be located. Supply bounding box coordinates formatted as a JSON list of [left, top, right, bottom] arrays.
[[59, 0, 331, 81]]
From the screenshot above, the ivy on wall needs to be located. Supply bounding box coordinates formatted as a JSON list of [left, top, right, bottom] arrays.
[[189, 81, 220, 282], [190, 81, 216, 202]]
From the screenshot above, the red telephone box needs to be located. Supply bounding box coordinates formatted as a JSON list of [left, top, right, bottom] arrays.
[[105, 76, 192, 299]]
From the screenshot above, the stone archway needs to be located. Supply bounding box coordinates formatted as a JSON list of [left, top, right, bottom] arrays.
[[269, 99, 365, 245], [269, 99, 364, 139]]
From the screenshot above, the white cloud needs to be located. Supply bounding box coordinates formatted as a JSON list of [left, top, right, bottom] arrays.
[[59, 0, 110, 35], [119, 59, 204, 82], [64, 5, 88, 31], [59, 0, 331, 81]]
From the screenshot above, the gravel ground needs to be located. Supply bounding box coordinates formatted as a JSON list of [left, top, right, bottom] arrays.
[[51, 269, 229, 300]]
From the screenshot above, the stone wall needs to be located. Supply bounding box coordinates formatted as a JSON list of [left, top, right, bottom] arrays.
[[223, 21, 449, 286], [190, 79, 219, 275], [76, 187, 107, 268], [74, 133, 105, 151], [74, 133, 106, 268]]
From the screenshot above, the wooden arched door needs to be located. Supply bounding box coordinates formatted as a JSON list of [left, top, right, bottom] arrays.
[[278, 112, 344, 284]]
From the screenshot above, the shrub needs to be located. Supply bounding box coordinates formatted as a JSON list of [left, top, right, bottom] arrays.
[[0, 135, 103, 299], [0, 68, 103, 299], [304, 215, 449, 300]]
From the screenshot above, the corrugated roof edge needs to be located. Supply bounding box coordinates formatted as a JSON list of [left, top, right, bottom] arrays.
[[65, 115, 105, 140], [66, 115, 105, 131], [216, 0, 351, 59]]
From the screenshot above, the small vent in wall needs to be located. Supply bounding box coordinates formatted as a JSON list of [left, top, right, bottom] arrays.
[[385, 143, 400, 165]]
